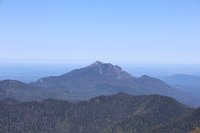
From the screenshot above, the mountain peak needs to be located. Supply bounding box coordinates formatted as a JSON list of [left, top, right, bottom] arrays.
[[89, 61, 120, 69], [139, 75, 151, 79], [90, 61, 104, 66], [88, 61, 133, 79], [89, 61, 105, 67]]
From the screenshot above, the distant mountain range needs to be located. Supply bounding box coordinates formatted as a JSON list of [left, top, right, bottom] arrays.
[[1, 62, 200, 133], [164, 74, 200, 106], [0, 61, 200, 107], [164, 74, 200, 92], [0, 93, 196, 133]]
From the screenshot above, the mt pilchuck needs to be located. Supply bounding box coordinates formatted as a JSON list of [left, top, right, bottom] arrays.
[[33, 61, 173, 98]]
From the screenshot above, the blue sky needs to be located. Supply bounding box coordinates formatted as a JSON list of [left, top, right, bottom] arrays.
[[0, 0, 200, 64]]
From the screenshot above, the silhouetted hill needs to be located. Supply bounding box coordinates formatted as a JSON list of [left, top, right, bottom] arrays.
[[0, 93, 192, 133]]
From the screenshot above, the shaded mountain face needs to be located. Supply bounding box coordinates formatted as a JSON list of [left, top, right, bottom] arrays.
[[0, 93, 192, 133], [0, 80, 43, 101], [32, 61, 176, 100]]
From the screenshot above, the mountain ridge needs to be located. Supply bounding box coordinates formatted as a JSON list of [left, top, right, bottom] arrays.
[[0, 93, 192, 133], [0, 79, 44, 101], [32, 61, 176, 100], [0, 61, 199, 107]]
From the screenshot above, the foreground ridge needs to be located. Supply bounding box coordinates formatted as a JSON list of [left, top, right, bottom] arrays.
[[0, 93, 193, 133]]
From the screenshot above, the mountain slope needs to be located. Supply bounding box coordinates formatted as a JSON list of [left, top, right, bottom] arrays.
[[0, 62, 198, 107], [0, 93, 192, 133], [101, 94, 192, 133], [31, 61, 200, 107], [164, 74, 200, 94], [151, 107, 200, 133], [188, 127, 200, 133], [163, 74, 200, 107], [33, 61, 176, 100], [0, 80, 44, 101], [164, 74, 200, 88]]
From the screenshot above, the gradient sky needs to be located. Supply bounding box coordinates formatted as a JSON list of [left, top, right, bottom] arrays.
[[0, 0, 200, 64]]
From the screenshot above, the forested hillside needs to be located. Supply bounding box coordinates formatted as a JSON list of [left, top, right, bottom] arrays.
[[0, 93, 193, 133]]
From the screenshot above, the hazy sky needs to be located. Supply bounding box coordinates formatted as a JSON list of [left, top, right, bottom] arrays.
[[0, 0, 200, 64]]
